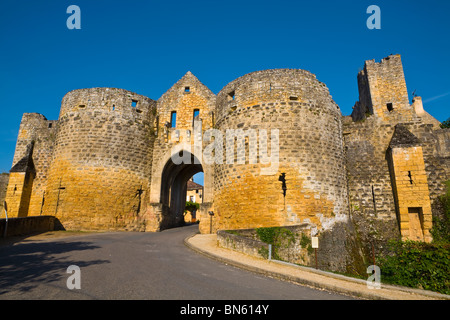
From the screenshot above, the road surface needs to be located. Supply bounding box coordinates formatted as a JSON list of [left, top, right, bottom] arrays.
[[0, 224, 353, 300]]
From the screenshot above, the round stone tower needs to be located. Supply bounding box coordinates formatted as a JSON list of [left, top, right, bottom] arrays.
[[213, 69, 349, 233], [43, 88, 156, 230]]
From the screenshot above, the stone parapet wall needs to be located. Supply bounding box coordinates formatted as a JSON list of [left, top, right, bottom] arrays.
[[0, 216, 56, 238]]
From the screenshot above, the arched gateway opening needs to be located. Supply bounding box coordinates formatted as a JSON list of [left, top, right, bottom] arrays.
[[159, 151, 203, 230]]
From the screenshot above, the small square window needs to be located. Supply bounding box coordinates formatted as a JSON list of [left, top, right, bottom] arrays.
[[48, 123, 52, 128], [387, 103, 394, 112], [185, 87, 190, 93], [228, 91, 235, 101], [131, 100, 138, 108]]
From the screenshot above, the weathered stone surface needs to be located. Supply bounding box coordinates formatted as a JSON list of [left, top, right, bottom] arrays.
[[3, 54, 449, 273]]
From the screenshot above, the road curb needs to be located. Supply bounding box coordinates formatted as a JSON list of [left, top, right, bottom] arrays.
[[184, 233, 450, 300]]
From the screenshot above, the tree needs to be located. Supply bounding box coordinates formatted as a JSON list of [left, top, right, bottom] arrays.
[[185, 201, 199, 214], [441, 118, 450, 129]]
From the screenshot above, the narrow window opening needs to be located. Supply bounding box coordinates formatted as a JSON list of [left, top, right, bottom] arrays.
[[387, 103, 394, 112], [408, 171, 413, 184], [131, 100, 138, 108], [79, 104, 86, 109], [48, 123, 52, 128], [278, 173, 287, 198], [185, 86, 190, 93], [112, 105, 115, 111], [193, 109, 200, 125], [289, 96, 298, 101], [372, 185, 377, 214], [228, 90, 235, 101], [170, 111, 177, 128]]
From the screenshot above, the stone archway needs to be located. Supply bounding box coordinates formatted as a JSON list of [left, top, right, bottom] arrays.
[[159, 151, 203, 230]]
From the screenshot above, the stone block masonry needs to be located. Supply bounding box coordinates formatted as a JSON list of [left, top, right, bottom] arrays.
[[41, 88, 157, 231], [0, 216, 56, 238], [213, 69, 349, 235], [4, 54, 449, 274]]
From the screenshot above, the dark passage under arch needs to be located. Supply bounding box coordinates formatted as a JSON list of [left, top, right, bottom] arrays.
[[160, 151, 203, 230]]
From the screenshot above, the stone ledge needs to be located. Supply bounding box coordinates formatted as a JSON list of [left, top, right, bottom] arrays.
[[0, 216, 58, 238]]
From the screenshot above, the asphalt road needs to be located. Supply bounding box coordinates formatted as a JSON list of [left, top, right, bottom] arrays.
[[0, 224, 352, 300]]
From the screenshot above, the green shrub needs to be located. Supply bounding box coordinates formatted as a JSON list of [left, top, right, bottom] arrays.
[[255, 227, 296, 260], [378, 240, 450, 294], [184, 201, 199, 213], [256, 227, 295, 246], [440, 118, 450, 129], [300, 234, 314, 255], [256, 227, 278, 245], [431, 180, 450, 243]]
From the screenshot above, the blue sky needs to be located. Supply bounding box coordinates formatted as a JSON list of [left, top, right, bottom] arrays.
[[1, 0, 449, 181]]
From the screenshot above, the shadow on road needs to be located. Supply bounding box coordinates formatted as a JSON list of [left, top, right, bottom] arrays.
[[0, 239, 109, 295]]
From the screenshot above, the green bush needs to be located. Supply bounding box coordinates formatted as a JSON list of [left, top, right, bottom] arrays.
[[440, 118, 450, 129], [256, 227, 278, 245], [431, 180, 450, 243], [184, 201, 199, 213], [255, 227, 296, 260], [378, 181, 450, 295], [378, 240, 450, 294]]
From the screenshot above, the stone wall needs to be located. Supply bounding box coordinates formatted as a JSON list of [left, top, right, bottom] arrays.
[[41, 88, 157, 231], [217, 224, 360, 273], [3, 54, 448, 260], [0, 216, 56, 238], [213, 69, 349, 234], [147, 72, 216, 232], [5, 113, 56, 217], [352, 55, 411, 122], [217, 225, 312, 266], [0, 173, 9, 212], [344, 55, 449, 255], [217, 229, 270, 260]]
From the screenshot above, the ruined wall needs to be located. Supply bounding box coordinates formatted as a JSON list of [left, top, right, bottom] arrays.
[[345, 55, 449, 255], [0, 173, 9, 212], [41, 88, 156, 231], [5, 113, 56, 217], [352, 55, 412, 122], [213, 69, 350, 239]]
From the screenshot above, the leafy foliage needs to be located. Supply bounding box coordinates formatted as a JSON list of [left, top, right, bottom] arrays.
[[184, 201, 199, 213], [255, 227, 296, 260], [377, 181, 450, 295], [378, 240, 450, 294], [440, 118, 450, 129], [431, 180, 450, 243]]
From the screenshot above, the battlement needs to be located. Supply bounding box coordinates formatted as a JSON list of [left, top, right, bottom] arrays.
[[216, 68, 338, 124], [60, 87, 156, 122]]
